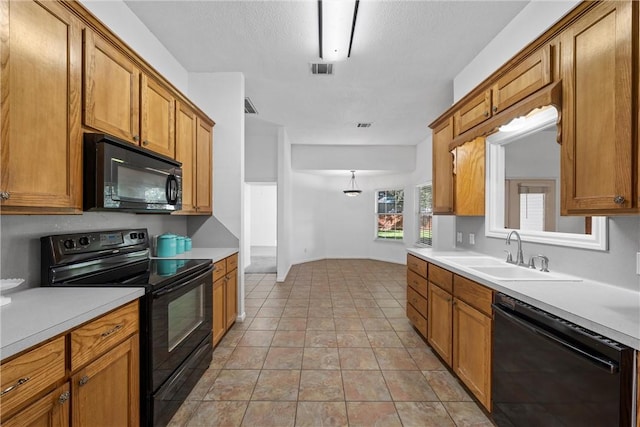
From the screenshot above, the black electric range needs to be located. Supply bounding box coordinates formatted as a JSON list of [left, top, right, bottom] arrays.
[[41, 228, 214, 426]]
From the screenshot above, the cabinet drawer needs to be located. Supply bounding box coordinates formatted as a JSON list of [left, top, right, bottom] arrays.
[[454, 89, 492, 135], [407, 286, 427, 316], [453, 275, 493, 316], [407, 269, 428, 298], [71, 301, 139, 371], [0, 336, 66, 419], [226, 253, 238, 272], [213, 260, 226, 282], [492, 44, 551, 114], [406, 254, 427, 277], [429, 264, 453, 293], [406, 303, 427, 338]]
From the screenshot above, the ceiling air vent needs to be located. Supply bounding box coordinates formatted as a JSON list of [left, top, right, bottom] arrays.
[[357, 123, 372, 128], [244, 97, 258, 114], [311, 63, 334, 75]]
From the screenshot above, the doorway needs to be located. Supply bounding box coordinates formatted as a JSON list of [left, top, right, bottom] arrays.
[[245, 183, 277, 273]]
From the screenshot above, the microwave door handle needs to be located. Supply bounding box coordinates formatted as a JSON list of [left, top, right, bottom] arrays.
[[166, 174, 178, 205]]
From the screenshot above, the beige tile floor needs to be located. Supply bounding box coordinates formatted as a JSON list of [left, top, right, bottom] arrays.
[[169, 259, 494, 427]]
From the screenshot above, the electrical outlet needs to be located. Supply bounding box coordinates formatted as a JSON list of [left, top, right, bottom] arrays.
[[636, 252, 640, 275], [469, 233, 475, 245], [456, 232, 463, 243]]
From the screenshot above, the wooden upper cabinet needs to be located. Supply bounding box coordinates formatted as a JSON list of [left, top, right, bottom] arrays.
[[175, 102, 197, 213], [141, 75, 175, 158], [432, 117, 455, 214], [492, 45, 552, 115], [83, 29, 140, 144], [195, 117, 213, 215], [0, 0, 82, 213], [560, 1, 634, 214], [454, 90, 492, 135], [453, 137, 485, 216]]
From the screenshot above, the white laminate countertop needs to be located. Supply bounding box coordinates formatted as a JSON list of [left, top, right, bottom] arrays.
[[151, 247, 238, 262], [0, 287, 144, 360], [407, 248, 640, 351]]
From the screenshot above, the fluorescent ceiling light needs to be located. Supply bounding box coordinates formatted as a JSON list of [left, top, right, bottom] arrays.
[[319, 0, 359, 62]]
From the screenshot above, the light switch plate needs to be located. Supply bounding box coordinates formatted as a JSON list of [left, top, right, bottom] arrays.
[[469, 233, 475, 245], [456, 232, 463, 243], [636, 253, 640, 275]]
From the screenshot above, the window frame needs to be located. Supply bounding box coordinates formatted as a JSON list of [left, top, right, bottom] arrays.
[[416, 183, 433, 247], [374, 188, 405, 242]]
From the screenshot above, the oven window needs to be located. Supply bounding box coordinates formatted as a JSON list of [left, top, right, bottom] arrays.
[[113, 162, 169, 203], [168, 285, 204, 351]]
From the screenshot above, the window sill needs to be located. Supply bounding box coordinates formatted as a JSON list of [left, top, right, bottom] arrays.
[[374, 238, 405, 243]]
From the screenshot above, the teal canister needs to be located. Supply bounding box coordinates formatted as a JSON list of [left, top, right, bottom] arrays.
[[185, 237, 192, 251], [176, 236, 185, 254], [157, 234, 177, 257]]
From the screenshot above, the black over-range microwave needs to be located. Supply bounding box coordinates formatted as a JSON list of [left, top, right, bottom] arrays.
[[83, 133, 182, 213]]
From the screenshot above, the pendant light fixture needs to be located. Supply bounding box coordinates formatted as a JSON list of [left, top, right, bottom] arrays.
[[343, 170, 362, 197]]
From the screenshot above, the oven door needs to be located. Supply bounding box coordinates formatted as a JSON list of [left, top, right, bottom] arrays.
[[150, 266, 212, 391]]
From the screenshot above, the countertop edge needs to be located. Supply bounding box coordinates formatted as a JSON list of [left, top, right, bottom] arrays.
[[407, 248, 640, 351], [1, 288, 145, 360], [151, 247, 238, 262]]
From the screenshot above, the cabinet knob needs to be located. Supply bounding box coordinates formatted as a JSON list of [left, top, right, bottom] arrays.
[[0, 191, 10, 200], [493, 105, 498, 113], [58, 391, 70, 404], [142, 140, 149, 146], [133, 135, 140, 142], [613, 195, 625, 205], [484, 111, 489, 117], [79, 375, 90, 386]]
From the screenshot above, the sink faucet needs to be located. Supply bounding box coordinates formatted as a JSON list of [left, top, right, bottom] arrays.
[[505, 231, 526, 266]]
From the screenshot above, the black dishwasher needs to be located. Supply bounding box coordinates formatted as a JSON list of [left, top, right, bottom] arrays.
[[492, 293, 633, 427]]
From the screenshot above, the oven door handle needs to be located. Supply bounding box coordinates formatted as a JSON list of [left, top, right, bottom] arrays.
[[152, 267, 212, 298], [492, 304, 619, 374]]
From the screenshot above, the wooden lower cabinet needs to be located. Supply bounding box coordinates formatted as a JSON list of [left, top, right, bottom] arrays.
[[427, 282, 453, 366], [0, 301, 140, 427], [213, 276, 226, 345], [453, 298, 492, 410], [212, 253, 239, 346], [71, 334, 139, 427], [225, 271, 238, 329], [2, 383, 70, 427]]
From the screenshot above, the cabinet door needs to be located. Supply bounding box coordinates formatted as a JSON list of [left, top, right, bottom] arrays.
[[71, 335, 139, 427], [453, 299, 492, 411], [0, 0, 82, 213], [141, 75, 175, 158], [213, 277, 226, 346], [432, 117, 455, 214], [175, 102, 197, 213], [84, 29, 140, 144], [454, 90, 492, 135], [427, 283, 452, 366], [560, 1, 633, 213], [492, 45, 552, 114], [195, 117, 213, 214], [225, 271, 237, 329], [2, 383, 70, 427], [453, 137, 485, 216]]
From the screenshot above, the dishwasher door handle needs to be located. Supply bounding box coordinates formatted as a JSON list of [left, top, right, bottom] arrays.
[[492, 304, 619, 374]]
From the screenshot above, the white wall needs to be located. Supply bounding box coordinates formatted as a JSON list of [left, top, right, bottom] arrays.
[[245, 117, 279, 182], [186, 72, 246, 319], [79, 0, 189, 93], [277, 128, 293, 282], [249, 184, 277, 247], [292, 145, 416, 172], [454, 0, 580, 101]]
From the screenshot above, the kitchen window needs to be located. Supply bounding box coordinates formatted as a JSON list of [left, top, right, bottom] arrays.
[[417, 184, 433, 246], [376, 189, 404, 240]]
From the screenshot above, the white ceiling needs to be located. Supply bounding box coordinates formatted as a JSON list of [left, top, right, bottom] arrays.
[[124, 0, 529, 146]]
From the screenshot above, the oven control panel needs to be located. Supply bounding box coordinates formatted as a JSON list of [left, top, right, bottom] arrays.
[[42, 229, 149, 264]]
